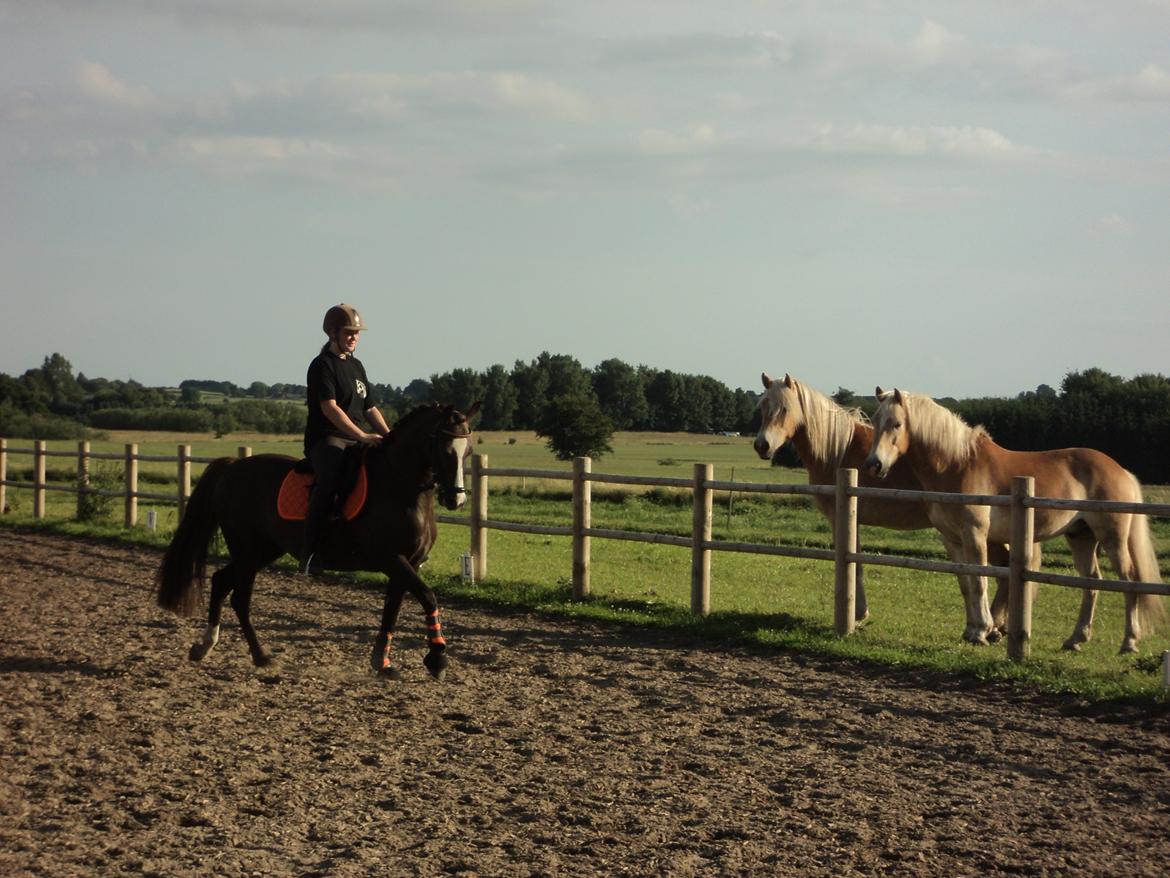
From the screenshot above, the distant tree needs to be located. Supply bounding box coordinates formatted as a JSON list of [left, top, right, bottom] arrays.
[[832, 387, 858, 408], [536, 392, 615, 460], [429, 368, 485, 412], [479, 364, 518, 430], [644, 370, 687, 431], [591, 358, 648, 430], [511, 359, 550, 428]]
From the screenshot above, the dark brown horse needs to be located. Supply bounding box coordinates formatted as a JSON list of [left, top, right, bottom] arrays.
[[156, 402, 479, 678]]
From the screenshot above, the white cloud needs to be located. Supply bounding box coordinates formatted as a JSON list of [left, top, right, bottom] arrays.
[[906, 19, 968, 67], [76, 61, 159, 111], [637, 124, 719, 155], [808, 123, 1038, 162], [1098, 213, 1133, 236]]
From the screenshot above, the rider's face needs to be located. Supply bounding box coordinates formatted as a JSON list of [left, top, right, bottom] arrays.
[[332, 329, 360, 356]]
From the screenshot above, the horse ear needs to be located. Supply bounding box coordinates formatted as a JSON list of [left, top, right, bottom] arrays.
[[783, 373, 794, 388], [465, 400, 482, 420], [875, 386, 884, 399], [761, 372, 772, 389], [893, 389, 906, 405]]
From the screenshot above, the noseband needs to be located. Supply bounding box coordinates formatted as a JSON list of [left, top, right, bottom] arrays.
[[421, 425, 472, 497]]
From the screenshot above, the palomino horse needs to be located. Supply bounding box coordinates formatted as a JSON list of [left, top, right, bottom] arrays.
[[156, 402, 479, 678], [753, 373, 1014, 628], [865, 389, 1164, 653]]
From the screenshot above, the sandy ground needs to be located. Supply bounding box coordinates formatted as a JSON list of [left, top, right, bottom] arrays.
[[2, 528, 1170, 877]]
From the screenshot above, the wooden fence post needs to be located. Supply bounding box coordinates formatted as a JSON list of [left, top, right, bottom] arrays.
[[177, 444, 192, 521], [124, 443, 138, 528], [471, 454, 488, 581], [834, 467, 859, 636], [572, 456, 592, 600], [237, 446, 251, 459], [76, 440, 91, 519], [1008, 476, 1035, 661], [0, 438, 6, 514], [691, 463, 713, 616], [33, 440, 46, 519]]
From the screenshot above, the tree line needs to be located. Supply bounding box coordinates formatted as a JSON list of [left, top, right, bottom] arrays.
[[3, 354, 1169, 481]]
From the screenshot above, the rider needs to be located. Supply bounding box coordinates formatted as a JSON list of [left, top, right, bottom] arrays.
[[300, 303, 391, 574]]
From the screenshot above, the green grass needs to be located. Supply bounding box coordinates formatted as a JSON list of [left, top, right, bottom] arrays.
[[4, 429, 1170, 704]]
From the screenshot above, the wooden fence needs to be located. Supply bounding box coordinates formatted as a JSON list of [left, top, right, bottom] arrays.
[[4, 439, 1170, 662], [0, 439, 252, 527]]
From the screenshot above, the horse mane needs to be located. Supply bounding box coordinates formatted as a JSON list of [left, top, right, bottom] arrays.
[[387, 403, 446, 441], [780, 378, 866, 469], [902, 393, 988, 463]]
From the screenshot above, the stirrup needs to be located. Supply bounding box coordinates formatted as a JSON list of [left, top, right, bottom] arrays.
[[298, 553, 323, 576]]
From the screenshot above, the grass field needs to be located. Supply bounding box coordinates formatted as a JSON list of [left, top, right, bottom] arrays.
[[3, 429, 1169, 702]]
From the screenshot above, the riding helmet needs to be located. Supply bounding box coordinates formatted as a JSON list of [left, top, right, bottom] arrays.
[[323, 303, 366, 335]]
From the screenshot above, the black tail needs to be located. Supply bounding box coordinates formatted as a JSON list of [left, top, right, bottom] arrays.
[[155, 457, 234, 616]]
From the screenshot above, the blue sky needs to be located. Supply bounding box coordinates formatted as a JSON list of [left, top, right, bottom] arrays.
[[2, 1, 1168, 399]]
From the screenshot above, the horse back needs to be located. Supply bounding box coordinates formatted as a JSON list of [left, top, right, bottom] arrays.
[[984, 442, 1141, 503]]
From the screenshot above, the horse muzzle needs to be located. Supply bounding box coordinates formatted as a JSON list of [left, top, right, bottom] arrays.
[[438, 486, 468, 510], [864, 454, 887, 479]]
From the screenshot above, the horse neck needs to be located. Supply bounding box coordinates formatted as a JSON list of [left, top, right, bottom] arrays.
[[788, 423, 843, 486], [378, 427, 435, 498]]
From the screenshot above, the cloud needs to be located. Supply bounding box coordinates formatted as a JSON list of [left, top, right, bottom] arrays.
[[75, 61, 160, 110], [636, 124, 719, 155], [1098, 213, 1133, 236], [807, 123, 1039, 162]]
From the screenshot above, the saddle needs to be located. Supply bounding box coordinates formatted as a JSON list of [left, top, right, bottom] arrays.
[[277, 448, 369, 522]]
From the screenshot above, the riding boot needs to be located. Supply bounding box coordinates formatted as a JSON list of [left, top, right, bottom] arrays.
[[300, 486, 334, 575]]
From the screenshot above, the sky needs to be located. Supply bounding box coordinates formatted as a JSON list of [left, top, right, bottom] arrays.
[[2, 0, 1169, 400]]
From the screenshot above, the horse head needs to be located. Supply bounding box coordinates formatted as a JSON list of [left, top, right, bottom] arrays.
[[385, 401, 481, 510], [864, 387, 908, 478], [753, 372, 805, 460]]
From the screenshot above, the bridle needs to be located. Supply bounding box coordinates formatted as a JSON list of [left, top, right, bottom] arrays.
[[420, 424, 473, 498]]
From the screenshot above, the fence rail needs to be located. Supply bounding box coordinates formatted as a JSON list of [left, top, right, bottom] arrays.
[[0, 439, 253, 526], [4, 438, 1169, 663]]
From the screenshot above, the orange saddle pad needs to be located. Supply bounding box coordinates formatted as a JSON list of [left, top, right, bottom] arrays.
[[277, 465, 368, 522]]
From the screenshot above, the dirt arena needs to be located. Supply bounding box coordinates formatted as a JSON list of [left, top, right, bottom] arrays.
[[2, 529, 1169, 877]]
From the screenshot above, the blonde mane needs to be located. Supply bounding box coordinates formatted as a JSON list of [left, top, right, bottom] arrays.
[[902, 393, 987, 464], [777, 378, 866, 469]]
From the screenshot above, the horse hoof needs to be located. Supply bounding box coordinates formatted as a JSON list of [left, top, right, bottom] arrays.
[[378, 665, 402, 681], [1062, 639, 1083, 653], [252, 651, 274, 668], [986, 628, 1004, 644], [1119, 642, 1139, 655], [423, 650, 449, 679], [188, 643, 208, 662]]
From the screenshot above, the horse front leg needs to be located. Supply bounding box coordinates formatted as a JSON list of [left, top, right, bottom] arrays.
[[372, 581, 407, 678], [946, 526, 993, 645], [386, 555, 449, 679]]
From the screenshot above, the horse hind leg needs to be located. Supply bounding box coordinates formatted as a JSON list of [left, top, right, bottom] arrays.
[[189, 566, 233, 662], [1100, 520, 1143, 654], [228, 566, 274, 667], [372, 582, 407, 679], [1062, 531, 1102, 652]]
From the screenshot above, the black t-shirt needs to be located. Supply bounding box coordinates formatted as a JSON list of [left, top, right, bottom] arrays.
[[304, 345, 376, 454]]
